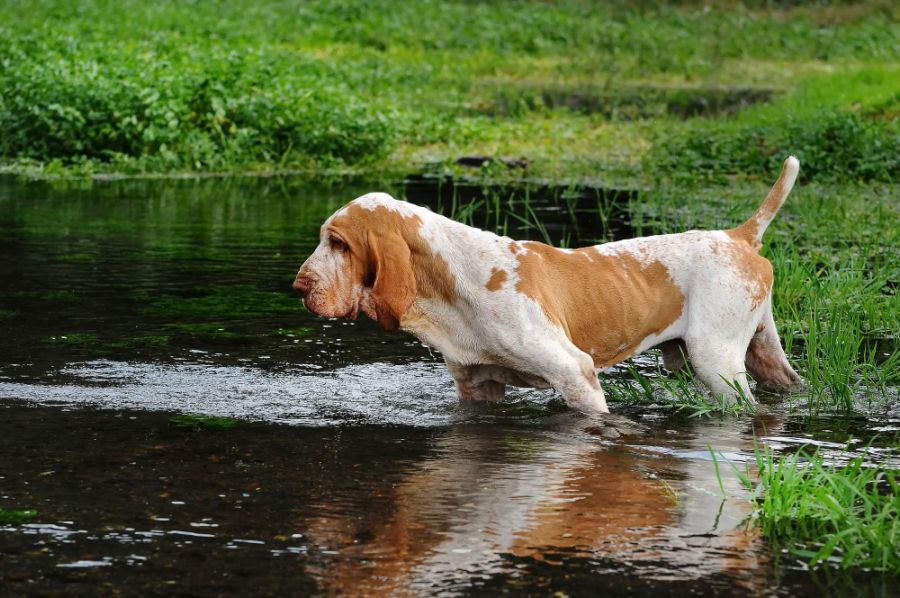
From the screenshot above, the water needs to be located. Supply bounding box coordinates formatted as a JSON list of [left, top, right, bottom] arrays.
[[0, 176, 896, 596]]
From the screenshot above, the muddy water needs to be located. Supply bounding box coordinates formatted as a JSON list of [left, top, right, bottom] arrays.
[[0, 177, 896, 596]]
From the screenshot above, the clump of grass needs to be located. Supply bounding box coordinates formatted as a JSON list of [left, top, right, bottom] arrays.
[[169, 414, 240, 430], [735, 445, 900, 573], [606, 360, 757, 416], [46, 333, 99, 346], [650, 68, 899, 182], [770, 247, 898, 413], [0, 508, 38, 525], [0, 9, 396, 172]]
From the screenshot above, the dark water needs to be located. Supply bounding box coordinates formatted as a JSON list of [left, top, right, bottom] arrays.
[[0, 176, 896, 596]]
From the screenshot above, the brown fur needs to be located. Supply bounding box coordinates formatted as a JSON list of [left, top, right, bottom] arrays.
[[745, 321, 805, 392], [721, 233, 774, 308], [328, 204, 457, 330], [514, 242, 685, 368], [485, 267, 508, 291], [729, 157, 796, 250]]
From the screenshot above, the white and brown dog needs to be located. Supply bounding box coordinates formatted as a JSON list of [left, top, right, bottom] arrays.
[[293, 157, 804, 414]]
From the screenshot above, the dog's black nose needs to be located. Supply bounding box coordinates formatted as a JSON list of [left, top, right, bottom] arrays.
[[292, 275, 312, 297]]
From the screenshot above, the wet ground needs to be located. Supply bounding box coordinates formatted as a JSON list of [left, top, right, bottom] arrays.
[[0, 176, 897, 596]]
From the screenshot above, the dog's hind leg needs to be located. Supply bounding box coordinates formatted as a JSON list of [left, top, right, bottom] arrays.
[[745, 310, 805, 393], [685, 333, 755, 404]]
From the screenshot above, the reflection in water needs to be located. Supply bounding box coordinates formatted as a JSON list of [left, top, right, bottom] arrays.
[[1, 175, 896, 596], [304, 417, 766, 596], [1, 402, 802, 595]]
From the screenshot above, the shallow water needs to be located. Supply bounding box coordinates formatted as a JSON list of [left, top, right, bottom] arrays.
[[0, 176, 896, 596]]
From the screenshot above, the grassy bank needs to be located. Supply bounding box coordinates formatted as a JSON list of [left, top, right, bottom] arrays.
[[0, 0, 897, 182], [735, 445, 900, 573]]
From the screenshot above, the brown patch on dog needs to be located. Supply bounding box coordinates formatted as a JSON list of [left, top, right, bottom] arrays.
[[514, 242, 684, 368], [485, 267, 508, 291], [745, 322, 804, 393], [328, 203, 457, 330], [728, 216, 761, 250], [721, 235, 773, 309], [745, 342, 801, 392]]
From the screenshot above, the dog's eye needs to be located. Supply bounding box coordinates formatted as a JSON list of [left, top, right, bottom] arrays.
[[329, 235, 349, 252]]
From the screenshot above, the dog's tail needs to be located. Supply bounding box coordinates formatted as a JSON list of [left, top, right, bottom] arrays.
[[730, 156, 799, 250]]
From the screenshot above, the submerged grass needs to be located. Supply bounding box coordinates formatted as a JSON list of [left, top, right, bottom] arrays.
[[0, 508, 38, 525], [734, 445, 900, 573]]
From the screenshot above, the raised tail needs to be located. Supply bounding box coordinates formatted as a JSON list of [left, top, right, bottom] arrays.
[[730, 156, 799, 250]]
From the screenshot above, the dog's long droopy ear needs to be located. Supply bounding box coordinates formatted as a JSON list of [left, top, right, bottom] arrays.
[[367, 230, 417, 331]]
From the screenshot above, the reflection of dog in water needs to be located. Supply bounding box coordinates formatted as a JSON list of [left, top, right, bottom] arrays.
[[294, 157, 803, 414], [302, 417, 764, 595]]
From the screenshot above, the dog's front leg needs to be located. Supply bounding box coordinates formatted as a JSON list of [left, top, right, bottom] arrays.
[[509, 341, 609, 415], [547, 361, 609, 416]]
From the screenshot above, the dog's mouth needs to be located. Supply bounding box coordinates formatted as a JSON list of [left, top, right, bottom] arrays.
[[301, 297, 317, 316], [343, 299, 359, 321], [302, 296, 359, 321]]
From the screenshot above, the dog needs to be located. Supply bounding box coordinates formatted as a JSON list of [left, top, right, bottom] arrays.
[[293, 157, 804, 414]]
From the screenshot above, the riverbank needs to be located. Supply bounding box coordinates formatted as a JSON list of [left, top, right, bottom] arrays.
[[1, 0, 896, 184]]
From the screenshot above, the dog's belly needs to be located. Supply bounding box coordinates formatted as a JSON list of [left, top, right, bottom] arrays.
[[581, 316, 686, 369], [467, 364, 552, 389]]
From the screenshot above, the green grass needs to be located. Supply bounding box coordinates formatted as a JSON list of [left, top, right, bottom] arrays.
[[0, 508, 37, 525], [0, 0, 896, 180], [734, 445, 900, 573], [650, 67, 899, 182]]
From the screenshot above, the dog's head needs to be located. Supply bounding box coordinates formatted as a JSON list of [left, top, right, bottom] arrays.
[[293, 193, 419, 331]]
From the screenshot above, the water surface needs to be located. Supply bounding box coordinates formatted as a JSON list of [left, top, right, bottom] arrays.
[[0, 176, 896, 596]]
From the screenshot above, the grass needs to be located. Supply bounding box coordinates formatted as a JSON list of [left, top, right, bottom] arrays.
[[0, 0, 896, 181], [732, 444, 900, 573], [0, 508, 37, 525]]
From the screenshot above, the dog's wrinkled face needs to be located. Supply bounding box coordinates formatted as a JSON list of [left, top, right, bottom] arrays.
[[293, 194, 419, 331], [293, 218, 365, 320]]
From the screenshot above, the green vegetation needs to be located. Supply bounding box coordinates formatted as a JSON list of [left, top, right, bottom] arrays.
[[0, 0, 896, 181], [734, 445, 900, 573], [606, 361, 758, 417], [0, 508, 37, 525], [46, 333, 100, 346], [651, 69, 899, 182], [139, 286, 297, 320], [273, 327, 314, 338], [163, 323, 251, 341]]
